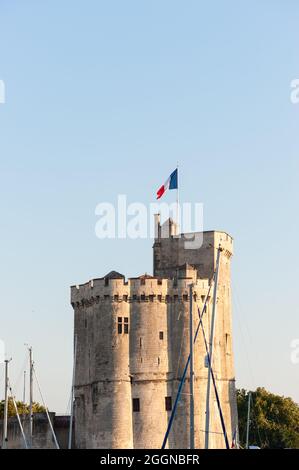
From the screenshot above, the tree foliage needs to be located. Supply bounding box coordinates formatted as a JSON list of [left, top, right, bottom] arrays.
[[237, 387, 299, 449], [0, 398, 45, 419]]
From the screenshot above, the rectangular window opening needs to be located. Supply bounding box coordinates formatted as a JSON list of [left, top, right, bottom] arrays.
[[165, 396, 172, 411], [133, 398, 140, 412]]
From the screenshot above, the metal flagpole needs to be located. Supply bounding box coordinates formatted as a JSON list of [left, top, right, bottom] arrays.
[[176, 163, 179, 235], [204, 245, 222, 449]]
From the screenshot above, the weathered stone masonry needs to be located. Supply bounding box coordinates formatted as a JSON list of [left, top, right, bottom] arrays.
[[71, 217, 238, 449]]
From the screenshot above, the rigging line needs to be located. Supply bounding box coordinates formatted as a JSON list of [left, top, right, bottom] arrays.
[[175, 310, 187, 380], [32, 366, 60, 449], [161, 280, 214, 449], [249, 393, 266, 448], [197, 305, 230, 449], [231, 287, 255, 389], [65, 390, 72, 416], [8, 379, 28, 449]]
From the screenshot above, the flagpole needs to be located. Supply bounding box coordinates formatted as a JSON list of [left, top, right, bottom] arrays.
[[176, 162, 179, 235]]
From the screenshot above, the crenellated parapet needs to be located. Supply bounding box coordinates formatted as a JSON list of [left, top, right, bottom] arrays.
[[71, 273, 211, 310]]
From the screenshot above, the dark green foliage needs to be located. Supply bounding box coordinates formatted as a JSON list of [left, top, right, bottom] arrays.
[[237, 387, 299, 449]]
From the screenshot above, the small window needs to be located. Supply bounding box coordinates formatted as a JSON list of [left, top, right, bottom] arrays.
[[158, 295, 162, 302], [165, 396, 172, 411], [84, 319, 87, 328], [141, 294, 146, 301], [159, 331, 164, 340], [114, 294, 119, 301], [123, 294, 128, 302], [117, 317, 122, 334], [183, 294, 188, 302], [149, 295, 154, 302], [133, 398, 140, 412], [124, 318, 129, 334]]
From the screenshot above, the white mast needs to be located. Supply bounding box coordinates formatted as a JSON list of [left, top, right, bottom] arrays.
[[246, 391, 252, 449], [189, 283, 195, 449], [29, 346, 33, 448], [68, 334, 77, 449], [204, 245, 222, 449], [2, 358, 11, 449]]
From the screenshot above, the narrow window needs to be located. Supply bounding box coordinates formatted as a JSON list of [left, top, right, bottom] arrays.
[[84, 319, 87, 328], [124, 317, 129, 334], [149, 295, 154, 302], [165, 397, 172, 411], [117, 317, 122, 334], [133, 398, 140, 412], [158, 295, 162, 302], [123, 294, 128, 302], [159, 331, 164, 340]]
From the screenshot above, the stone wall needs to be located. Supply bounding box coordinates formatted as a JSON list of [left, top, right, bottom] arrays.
[[0, 413, 72, 449], [71, 218, 238, 449]]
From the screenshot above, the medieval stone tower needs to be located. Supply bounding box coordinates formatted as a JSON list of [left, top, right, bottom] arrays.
[[70, 216, 238, 449]]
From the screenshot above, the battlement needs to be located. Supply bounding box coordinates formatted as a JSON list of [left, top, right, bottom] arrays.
[[71, 273, 211, 308]]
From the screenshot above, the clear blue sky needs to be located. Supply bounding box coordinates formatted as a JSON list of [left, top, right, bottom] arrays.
[[0, 1, 298, 413]]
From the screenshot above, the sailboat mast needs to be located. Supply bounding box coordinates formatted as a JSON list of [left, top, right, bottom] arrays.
[[205, 245, 222, 449], [68, 334, 77, 449], [29, 347, 33, 448], [23, 370, 26, 404], [2, 358, 11, 449], [246, 391, 251, 449], [189, 283, 195, 449]]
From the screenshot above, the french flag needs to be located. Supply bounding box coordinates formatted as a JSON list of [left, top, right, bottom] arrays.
[[156, 168, 178, 200]]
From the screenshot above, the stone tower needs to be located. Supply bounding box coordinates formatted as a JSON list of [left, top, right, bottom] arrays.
[[70, 217, 238, 449]]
